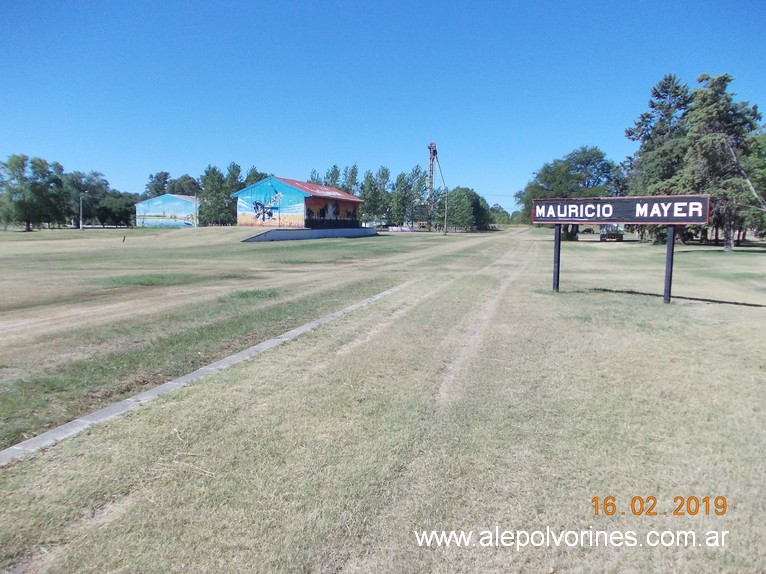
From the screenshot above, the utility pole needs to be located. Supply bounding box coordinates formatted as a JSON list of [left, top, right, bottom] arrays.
[[428, 142, 437, 232], [79, 192, 85, 229]]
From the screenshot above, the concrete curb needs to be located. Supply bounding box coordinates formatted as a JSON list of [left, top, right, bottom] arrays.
[[242, 228, 377, 242], [0, 279, 417, 467]]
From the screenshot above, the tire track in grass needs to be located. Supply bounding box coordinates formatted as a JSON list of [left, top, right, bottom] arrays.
[[309, 231, 541, 573], [434, 239, 539, 407]]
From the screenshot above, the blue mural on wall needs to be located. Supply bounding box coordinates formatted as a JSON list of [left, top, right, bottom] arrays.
[[233, 178, 308, 227], [135, 194, 198, 228], [233, 176, 363, 228]]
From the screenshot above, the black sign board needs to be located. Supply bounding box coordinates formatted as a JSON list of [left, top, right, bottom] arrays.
[[531, 195, 710, 225], [536, 194, 711, 304]]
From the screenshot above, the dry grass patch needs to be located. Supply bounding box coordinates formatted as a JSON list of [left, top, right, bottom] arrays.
[[1, 227, 764, 573]]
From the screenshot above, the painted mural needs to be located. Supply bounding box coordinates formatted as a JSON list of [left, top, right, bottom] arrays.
[[304, 197, 359, 228], [233, 176, 362, 228], [234, 179, 306, 227], [135, 194, 197, 228]]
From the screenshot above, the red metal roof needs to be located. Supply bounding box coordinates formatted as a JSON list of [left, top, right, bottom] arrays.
[[274, 177, 363, 203]]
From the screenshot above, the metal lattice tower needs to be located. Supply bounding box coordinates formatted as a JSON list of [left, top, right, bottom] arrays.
[[428, 142, 437, 231]]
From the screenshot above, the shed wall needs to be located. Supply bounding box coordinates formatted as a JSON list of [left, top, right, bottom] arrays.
[[135, 195, 197, 228], [235, 181, 306, 227]]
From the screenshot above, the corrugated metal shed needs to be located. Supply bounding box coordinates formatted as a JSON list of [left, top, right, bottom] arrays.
[[273, 177, 363, 203]]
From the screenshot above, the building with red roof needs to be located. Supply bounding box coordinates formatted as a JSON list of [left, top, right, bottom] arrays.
[[231, 176, 363, 228]]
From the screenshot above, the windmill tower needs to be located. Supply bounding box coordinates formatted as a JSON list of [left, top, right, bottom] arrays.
[[428, 142, 437, 231]]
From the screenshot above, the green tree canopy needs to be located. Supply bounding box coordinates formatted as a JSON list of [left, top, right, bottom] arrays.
[[740, 133, 766, 236], [94, 191, 139, 227], [514, 146, 618, 239], [683, 74, 762, 249], [145, 171, 170, 198], [323, 165, 340, 189], [359, 167, 391, 223], [244, 167, 269, 187], [167, 174, 202, 197], [390, 166, 427, 226], [64, 171, 110, 227], [626, 73, 764, 249], [490, 204, 512, 225], [199, 166, 233, 226], [435, 187, 492, 231], [0, 154, 66, 230], [339, 164, 359, 196]]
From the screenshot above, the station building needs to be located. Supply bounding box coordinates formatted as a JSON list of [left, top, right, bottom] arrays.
[[232, 176, 362, 228]]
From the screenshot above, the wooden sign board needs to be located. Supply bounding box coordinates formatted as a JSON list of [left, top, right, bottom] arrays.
[[532, 195, 711, 303], [531, 195, 710, 225]]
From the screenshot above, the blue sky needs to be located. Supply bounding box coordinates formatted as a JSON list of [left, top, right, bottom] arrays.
[[2, 1, 764, 213]]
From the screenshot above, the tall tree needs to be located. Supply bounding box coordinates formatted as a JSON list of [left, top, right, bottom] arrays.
[[374, 166, 392, 223], [435, 187, 492, 231], [626, 74, 691, 147], [224, 162, 245, 195], [339, 164, 359, 196], [490, 204, 512, 225], [94, 191, 139, 227], [323, 164, 341, 188], [390, 172, 411, 226], [682, 74, 762, 250], [514, 146, 617, 238], [0, 154, 66, 230], [0, 167, 11, 228], [244, 166, 268, 186], [407, 165, 428, 223], [358, 166, 391, 223], [390, 166, 427, 226], [166, 174, 202, 197], [625, 74, 692, 204], [145, 171, 170, 198], [626, 73, 763, 249], [359, 170, 377, 223], [199, 165, 233, 225], [740, 133, 766, 237], [63, 171, 110, 227]]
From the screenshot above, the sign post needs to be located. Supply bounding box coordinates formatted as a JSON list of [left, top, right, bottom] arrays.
[[663, 225, 676, 304], [531, 195, 710, 303], [553, 224, 561, 292]]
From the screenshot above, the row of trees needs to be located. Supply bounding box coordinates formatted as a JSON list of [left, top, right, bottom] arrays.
[[1, 154, 506, 231], [310, 163, 505, 230], [0, 155, 137, 230], [513, 146, 619, 240], [0, 157, 270, 230], [515, 73, 766, 250], [147, 161, 503, 230]]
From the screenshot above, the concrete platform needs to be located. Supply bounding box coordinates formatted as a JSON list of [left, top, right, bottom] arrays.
[[242, 227, 377, 242]]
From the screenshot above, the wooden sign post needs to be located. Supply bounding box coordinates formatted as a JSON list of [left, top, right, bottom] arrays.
[[532, 195, 710, 303]]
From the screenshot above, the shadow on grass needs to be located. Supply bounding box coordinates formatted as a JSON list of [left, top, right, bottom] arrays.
[[589, 288, 766, 308], [675, 247, 766, 254]]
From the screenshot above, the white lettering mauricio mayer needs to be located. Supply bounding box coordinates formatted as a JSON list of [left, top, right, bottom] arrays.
[[531, 196, 709, 225]]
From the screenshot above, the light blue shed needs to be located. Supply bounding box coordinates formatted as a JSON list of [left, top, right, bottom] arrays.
[[135, 194, 198, 228]]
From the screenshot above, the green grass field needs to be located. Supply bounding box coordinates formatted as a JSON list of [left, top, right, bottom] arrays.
[[1, 227, 764, 573]]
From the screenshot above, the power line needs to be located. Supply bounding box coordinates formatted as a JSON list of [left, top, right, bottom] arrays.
[[434, 154, 449, 234]]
